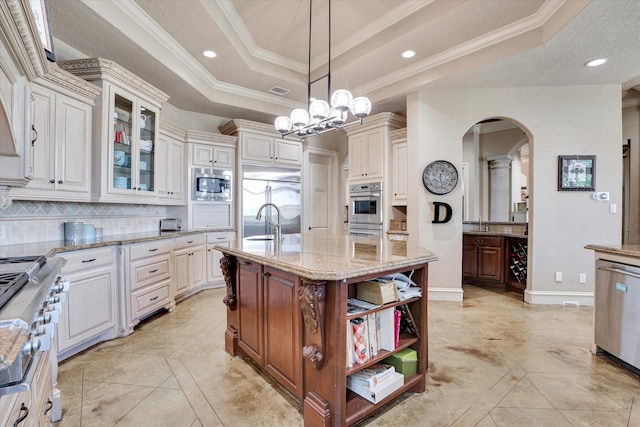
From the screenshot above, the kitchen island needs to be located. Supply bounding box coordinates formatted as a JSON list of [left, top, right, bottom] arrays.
[[215, 233, 437, 427]]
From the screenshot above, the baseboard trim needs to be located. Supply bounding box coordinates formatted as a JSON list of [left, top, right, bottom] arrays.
[[524, 289, 594, 306], [428, 287, 464, 302]]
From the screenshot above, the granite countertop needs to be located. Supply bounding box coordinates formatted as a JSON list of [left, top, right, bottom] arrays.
[[0, 229, 235, 258], [584, 244, 640, 259], [463, 231, 528, 239], [215, 233, 438, 281]]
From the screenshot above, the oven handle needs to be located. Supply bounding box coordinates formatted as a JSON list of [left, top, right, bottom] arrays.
[[350, 231, 380, 236], [598, 266, 640, 279], [350, 194, 381, 200]]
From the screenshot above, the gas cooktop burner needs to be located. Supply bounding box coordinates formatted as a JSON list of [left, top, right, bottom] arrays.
[[0, 272, 29, 310], [0, 256, 46, 266]]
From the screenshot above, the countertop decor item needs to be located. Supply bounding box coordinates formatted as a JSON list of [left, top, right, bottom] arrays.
[[422, 160, 459, 195]]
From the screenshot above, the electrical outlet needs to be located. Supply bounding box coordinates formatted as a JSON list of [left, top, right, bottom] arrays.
[[555, 271, 562, 282], [610, 204, 617, 214], [579, 273, 587, 283]]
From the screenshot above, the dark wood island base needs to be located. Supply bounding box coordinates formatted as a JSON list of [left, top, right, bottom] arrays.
[[216, 233, 437, 426]]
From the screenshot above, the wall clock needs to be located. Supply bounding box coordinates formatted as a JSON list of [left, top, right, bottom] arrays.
[[422, 160, 459, 195]]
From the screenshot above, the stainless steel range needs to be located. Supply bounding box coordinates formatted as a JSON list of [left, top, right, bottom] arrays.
[[0, 255, 68, 423]]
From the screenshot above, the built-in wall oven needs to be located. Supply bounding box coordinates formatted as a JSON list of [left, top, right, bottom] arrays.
[[349, 181, 383, 236]]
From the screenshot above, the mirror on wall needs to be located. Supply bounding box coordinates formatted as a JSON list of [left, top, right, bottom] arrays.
[[462, 118, 529, 223]]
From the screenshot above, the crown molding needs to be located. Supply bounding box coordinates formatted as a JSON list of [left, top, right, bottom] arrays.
[[1, 0, 48, 80], [159, 120, 186, 140], [389, 127, 407, 140], [36, 63, 101, 101], [342, 112, 406, 136], [57, 57, 170, 106], [218, 118, 283, 137], [186, 129, 238, 147]]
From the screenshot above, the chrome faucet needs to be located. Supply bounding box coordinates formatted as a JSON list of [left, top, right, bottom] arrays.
[[255, 203, 282, 243], [478, 216, 482, 231]]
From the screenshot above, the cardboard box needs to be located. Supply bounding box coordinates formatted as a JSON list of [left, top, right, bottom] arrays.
[[382, 348, 418, 378], [357, 279, 398, 305], [390, 219, 407, 231]]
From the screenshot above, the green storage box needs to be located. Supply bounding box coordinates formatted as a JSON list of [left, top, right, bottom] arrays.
[[382, 348, 418, 378]]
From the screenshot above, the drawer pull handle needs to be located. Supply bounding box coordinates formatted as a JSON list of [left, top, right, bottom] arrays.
[[14, 403, 29, 426], [148, 248, 158, 252], [187, 240, 194, 244], [44, 399, 53, 415], [150, 296, 159, 301], [243, 261, 252, 265], [217, 237, 225, 240], [149, 269, 158, 273], [82, 258, 96, 263]]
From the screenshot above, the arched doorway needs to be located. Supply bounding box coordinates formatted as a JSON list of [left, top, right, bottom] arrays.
[[461, 117, 531, 297]]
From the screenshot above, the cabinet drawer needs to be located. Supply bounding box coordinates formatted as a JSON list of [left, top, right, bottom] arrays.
[[463, 235, 503, 247], [132, 280, 171, 319], [130, 240, 172, 261], [173, 234, 204, 251], [132, 258, 171, 290], [61, 247, 114, 273], [206, 231, 236, 244]]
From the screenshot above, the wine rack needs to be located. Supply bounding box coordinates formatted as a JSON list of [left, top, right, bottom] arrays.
[[506, 238, 528, 291]]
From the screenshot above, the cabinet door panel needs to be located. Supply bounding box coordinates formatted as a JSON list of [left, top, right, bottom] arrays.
[[241, 133, 273, 162], [174, 251, 190, 295], [213, 146, 234, 168], [462, 244, 476, 278], [192, 144, 214, 166], [477, 246, 503, 281], [264, 269, 301, 397], [58, 267, 116, 352], [191, 246, 205, 288], [29, 87, 55, 187], [56, 96, 90, 193], [238, 260, 263, 363], [275, 139, 301, 164]]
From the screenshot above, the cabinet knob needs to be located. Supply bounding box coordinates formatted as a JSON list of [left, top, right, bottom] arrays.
[[49, 179, 55, 184], [58, 180, 63, 184]]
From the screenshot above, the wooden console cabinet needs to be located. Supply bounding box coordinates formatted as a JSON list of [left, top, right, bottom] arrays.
[[462, 235, 504, 284]]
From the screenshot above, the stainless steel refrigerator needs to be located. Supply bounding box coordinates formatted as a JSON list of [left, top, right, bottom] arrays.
[[242, 165, 301, 238]]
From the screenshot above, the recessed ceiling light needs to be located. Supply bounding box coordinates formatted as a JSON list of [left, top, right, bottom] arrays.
[[402, 50, 416, 59], [203, 50, 217, 58], [585, 58, 607, 67]]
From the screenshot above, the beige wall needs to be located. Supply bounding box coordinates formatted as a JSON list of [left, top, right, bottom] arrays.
[[407, 85, 622, 304]]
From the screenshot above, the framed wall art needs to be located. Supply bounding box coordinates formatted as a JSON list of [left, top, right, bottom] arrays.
[[29, 0, 55, 62], [557, 155, 595, 191]]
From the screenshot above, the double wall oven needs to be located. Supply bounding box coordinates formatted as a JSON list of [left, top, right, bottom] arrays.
[[349, 181, 383, 237]]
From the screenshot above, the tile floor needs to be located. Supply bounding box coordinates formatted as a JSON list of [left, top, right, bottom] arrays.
[[55, 285, 640, 426]]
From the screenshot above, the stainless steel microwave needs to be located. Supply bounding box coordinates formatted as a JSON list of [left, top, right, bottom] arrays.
[[192, 168, 232, 201]]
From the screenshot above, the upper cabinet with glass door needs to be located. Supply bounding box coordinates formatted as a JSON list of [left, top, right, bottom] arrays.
[[58, 58, 170, 204]]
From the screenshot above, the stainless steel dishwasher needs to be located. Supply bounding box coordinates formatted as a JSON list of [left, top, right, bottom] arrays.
[[595, 259, 640, 370]]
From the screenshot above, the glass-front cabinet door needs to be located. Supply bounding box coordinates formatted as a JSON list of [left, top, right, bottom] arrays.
[[112, 94, 133, 191], [138, 105, 155, 193], [110, 92, 157, 195]]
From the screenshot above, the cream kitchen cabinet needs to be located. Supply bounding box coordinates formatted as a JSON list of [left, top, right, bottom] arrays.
[[349, 128, 383, 181], [191, 143, 234, 168], [58, 58, 170, 204], [345, 113, 406, 184], [9, 77, 96, 202], [56, 247, 118, 361], [173, 234, 206, 298], [121, 239, 174, 334], [157, 121, 186, 205], [206, 231, 236, 286], [391, 128, 407, 206], [219, 119, 302, 166]]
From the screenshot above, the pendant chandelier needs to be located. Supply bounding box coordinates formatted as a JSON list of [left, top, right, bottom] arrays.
[[274, 0, 371, 139]]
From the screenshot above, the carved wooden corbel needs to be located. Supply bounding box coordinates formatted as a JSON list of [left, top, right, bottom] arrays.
[[299, 279, 327, 370], [220, 254, 237, 311]]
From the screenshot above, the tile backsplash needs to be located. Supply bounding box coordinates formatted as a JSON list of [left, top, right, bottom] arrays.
[[0, 201, 168, 246]]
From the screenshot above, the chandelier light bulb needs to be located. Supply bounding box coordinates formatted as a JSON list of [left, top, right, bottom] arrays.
[[328, 108, 347, 126], [350, 96, 372, 118], [309, 99, 330, 120], [290, 108, 310, 128], [275, 116, 293, 134], [331, 89, 353, 112]]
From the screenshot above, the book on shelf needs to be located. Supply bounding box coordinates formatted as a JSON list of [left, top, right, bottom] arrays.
[[367, 313, 378, 357], [347, 369, 405, 404], [357, 278, 399, 305], [394, 310, 401, 348], [397, 304, 420, 339], [377, 308, 396, 351], [352, 317, 370, 364], [347, 363, 395, 389], [347, 298, 380, 311]]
